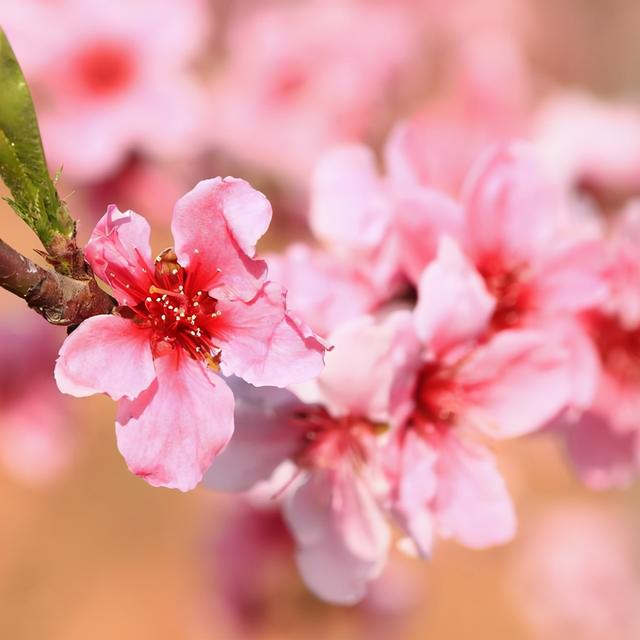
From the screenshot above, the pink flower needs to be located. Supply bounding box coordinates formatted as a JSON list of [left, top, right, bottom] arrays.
[[55, 178, 326, 491], [2, 0, 210, 182], [206, 313, 416, 603], [208, 0, 422, 182], [534, 92, 640, 214], [387, 238, 573, 554], [559, 203, 640, 488]]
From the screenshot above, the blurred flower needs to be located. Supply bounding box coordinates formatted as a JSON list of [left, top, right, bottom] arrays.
[[55, 178, 326, 491], [1, 0, 211, 182], [0, 318, 74, 484], [387, 237, 572, 554], [510, 504, 640, 640], [208, 0, 423, 182], [561, 201, 640, 488], [534, 92, 640, 215], [206, 313, 415, 603]]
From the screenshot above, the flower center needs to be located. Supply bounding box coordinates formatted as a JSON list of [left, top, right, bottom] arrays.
[[479, 257, 530, 330], [119, 249, 221, 367], [589, 312, 640, 386], [410, 362, 460, 438], [73, 41, 136, 98], [292, 407, 384, 470]]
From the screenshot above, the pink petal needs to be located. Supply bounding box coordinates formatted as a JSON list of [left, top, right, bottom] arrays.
[[204, 379, 306, 492], [85, 205, 154, 306], [530, 241, 608, 314], [394, 188, 465, 284], [434, 433, 517, 548], [316, 312, 416, 422], [266, 243, 378, 337], [563, 412, 636, 489], [463, 144, 556, 267], [284, 469, 390, 604], [414, 238, 495, 359], [55, 315, 155, 401], [214, 282, 326, 388], [390, 430, 437, 557], [172, 178, 270, 300], [116, 352, 235, 491], [457, 329, 570, 438], [310, 145, 391, 253]]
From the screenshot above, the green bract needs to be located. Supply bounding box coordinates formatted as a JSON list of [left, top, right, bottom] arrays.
[[0, 29, 73, 248]]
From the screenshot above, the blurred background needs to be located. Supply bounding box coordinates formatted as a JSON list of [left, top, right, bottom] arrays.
[[2, 0, 640, 638]]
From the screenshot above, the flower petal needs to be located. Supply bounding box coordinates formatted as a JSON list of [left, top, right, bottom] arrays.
[[463, 144, 556, 267], [215, 282, 326, 387], [394, 188, 465, 284], [316, 312, 416, 422], [457, 329, 570, 438], [85, 205, 154, 305], [116, 352, 235, 491], [266, 243, 378, 337], [434, 433, 517, 548], [55, 315, 155, 401], [284, 469, 390, 605], [172, 177, 270, 300], [415, 237, 495, 359], [310, 145, 390, 254], [204, 378, 306, 492]]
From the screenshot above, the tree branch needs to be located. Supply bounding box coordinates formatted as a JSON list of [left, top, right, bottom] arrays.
[[0, 237, 116, 325]]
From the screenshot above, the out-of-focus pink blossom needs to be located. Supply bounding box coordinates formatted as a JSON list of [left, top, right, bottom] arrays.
[[387, 237, 573, 554], [55, 178, 326, 491], [206, 313, 415, 603], [1, 0, 210, 182], [0, 319, 74, 484], [511, 505, 640, 640], [560, 202, 640, 488], [534, 92, 640, 214], [208, 0, 423, 182]]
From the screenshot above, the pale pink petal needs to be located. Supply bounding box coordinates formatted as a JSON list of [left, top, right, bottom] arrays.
[[391, 431, 437, 557], [55, 315, 155, 401], [316, 312, 416, 422], [463, 144, 556, 267], [310, 145, 390, 253], [172, 178, 270, 300], [116, 352, 234, 491], [394, 188, 465, 284], [85, 205, 153, 305], [204, 379, 305, 492], [530, 241, 608, 314], [284, 469, 390, 604], [434, 433, 516, 548], [563, 412, 636, 489], [414, 238, 495, 359], [457, 329, 570, 438], [214, 282, 326, 388], [266, 243, 378, 337]]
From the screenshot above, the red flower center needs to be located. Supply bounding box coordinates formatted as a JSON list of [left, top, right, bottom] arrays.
[[410, 362, 460, 438], [292, 407, 384, 470], [479, 256, 530, 330], [589, 312, 640, 386], [117, 249, 220, 366], [73, 41, 136, 98]]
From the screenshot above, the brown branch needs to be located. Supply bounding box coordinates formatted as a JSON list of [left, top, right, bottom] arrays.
[[0, 237, 116, 325]]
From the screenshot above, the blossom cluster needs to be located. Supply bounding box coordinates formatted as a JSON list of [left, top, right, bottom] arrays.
[[2, 0, 640, 612]]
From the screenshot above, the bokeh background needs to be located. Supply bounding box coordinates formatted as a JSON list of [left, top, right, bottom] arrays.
[[1, 1, 640, 638]]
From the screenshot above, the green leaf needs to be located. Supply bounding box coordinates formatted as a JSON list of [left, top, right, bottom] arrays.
[[0, 28, 74, 246]]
